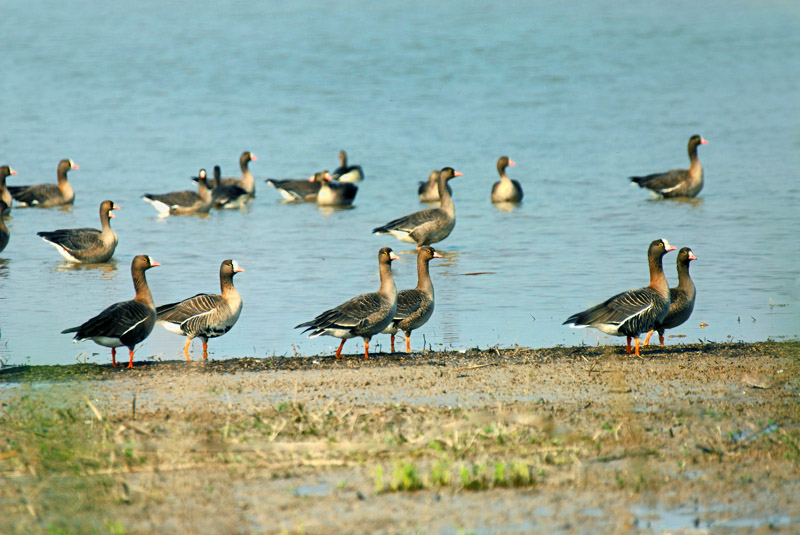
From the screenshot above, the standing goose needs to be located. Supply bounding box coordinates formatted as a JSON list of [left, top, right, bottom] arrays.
[[382, 246, 442, 353], [62, 255, 160, 368], [490, 156, 523, 203], [296, 247, 398, 359], [218, 151, 257, 195], [143, 169, 212, 216], [331, 150, 364, 183], [266, 171, 331, 202], [8, 159, 78, 207], [211, 165, 250, 209], [0, 201, 9, 253], [156, 259, 244, 360], [418, 170, 453, 203], [0, 165, 17, 215], [630, 135, 708, 198], [373, 167, 462, 248], [317, 174, 358, 207], [645, 247, 697, 347], [563, 239, 676, 357], [37, 200, 120, 263]]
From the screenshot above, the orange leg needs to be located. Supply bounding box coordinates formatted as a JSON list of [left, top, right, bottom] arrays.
[[364, 339, 370, 359], [626, 336, 632, 355], [644, 330, 654, 346], [405, 332, 411, 353], [111, 348, 117, 368], [335, 339, 346, 358], [390, 334, 396, 353], [659, 334, 665, 347], [183, 338, 192, 361], [634, 337, 642, 358], [202, 340, 208, 360], [127, 349, 135, 368]]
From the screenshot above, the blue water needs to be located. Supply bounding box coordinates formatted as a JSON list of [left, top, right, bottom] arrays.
[[1, 0, 798, 366]]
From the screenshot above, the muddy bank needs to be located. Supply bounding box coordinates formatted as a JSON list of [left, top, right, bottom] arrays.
[[1, 341, 799, 534]]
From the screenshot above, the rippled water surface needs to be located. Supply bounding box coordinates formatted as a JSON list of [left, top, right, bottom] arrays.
[[1, 0, 798, 366]]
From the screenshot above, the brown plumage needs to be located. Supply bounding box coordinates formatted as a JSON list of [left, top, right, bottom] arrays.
[[37, 200, 120, 263], [490, 156, 523, 203], [645, 247, 697, 347], [8, 159, 78, 207], [630, 135, 708, 198]]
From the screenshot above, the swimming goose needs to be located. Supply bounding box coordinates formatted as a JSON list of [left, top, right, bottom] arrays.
[[563, 239, 676, 357], [156, 259, 244, 360], [630, 135, 708, 198], [490, 156, 523, 203], [373, 167, 462, 247], [37, 200, 120, 263], [8, 159, 78, 207], [0, 201, 9, 253], [62, 255, 160, 368], [218, 151, 257, 195], [211, 165, 250, 209], [266, 171, 331, 202], [296, 247, 398, 359], [317, 174, 358, 207], [0, 165, 17, 214], [645, 247, 697, 347], [331, 150, 364, 183], [382, 246, 442, 352], [143, 169, 212, 216], [418, 170, 453, 203]]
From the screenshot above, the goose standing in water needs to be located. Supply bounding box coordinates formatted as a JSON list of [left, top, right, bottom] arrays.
[[383, 246, 442, 352], [645, 247, 697, 347], [143, 169, 212, 216], [630, 135, 708, 198], [331, 150, 364, 183], [373, 167, 461, 248], [317, 173, 358, 207], [37, 200, 120, 263], [211, 165, 250, 209], [62, 255, 160, 368], [563, 239, 676, 357], [218, 151, 257, 196], [490, 156, 523, 203], [156, 259, 244, 360], [0, 165, 17, 215], [296, 248, 398, 359], [267, 171, 331, 202], [8, 159, 78, 207], [418, 170, 453, 203]]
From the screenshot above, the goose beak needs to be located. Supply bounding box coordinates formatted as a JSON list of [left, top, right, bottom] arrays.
[[508, 160, 516, 166], [700, 138, 709, 145], [113, 203, 121, 210], [662, 239, 676, 252], [9, 168, 16, 175], [389, 252, 399, 261], [150, 259, 161, 267], [688, 251, 698, 260], [454, 171, 463, 177], [232, 260, 245, 273], [250, 154, 258, 161], [71, 162, 80, 170], [433, 251, 443, 258]]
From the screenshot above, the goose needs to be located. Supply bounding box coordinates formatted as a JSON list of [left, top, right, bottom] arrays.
[[0, 165, 17, 215], [156, 259, 244, 360], [317, 174, 358, 207], [296, 247, 398, 359], [218, 151, 257, 195], [382, 246, 442, 352], [62, 255, 160, 368], [8, 159, 78, 207], [630, 135, 708, 198], [645, 247, 697, 347], [143, 169, 212, 216], [266, 171, 331, 202], [211, 165, 250, 209], [0, 201, 9, 253], [563, 239, 676, 357], [490, 156, 523, 203], [331, 150, 364, 183], [373, 167, 461, 247], [37, 200, 120, 263], [418, 170, 453, 203]]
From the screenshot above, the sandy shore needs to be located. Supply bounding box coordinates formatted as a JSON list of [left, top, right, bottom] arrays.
[[1, 341, 799, 534]]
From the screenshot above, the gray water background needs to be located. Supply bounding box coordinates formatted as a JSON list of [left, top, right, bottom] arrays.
[[1, 0, 798, 366]]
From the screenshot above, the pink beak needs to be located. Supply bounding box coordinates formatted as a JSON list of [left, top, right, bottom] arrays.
[[508, 160, 516, 166], [688, 251, 698, 260], [700, 138, 709, 145], [9, 168, 17, 175], [433, 251, 443, 258], [454, 171, 463, 177]]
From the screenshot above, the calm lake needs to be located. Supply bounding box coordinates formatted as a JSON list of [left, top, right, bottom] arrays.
[[1, 0, 798, 366]]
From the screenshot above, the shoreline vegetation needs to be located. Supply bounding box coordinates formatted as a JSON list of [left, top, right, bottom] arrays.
[[1, 340, 799, 533]]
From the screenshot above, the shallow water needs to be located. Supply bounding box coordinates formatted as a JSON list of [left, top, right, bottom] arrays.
[[1, 1, 798, 366]]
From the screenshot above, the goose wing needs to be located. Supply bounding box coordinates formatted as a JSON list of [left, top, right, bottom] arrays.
[[37, 228, 102, 251]]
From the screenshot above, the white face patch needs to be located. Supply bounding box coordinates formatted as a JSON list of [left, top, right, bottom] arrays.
[[232, 260, 242, 272]]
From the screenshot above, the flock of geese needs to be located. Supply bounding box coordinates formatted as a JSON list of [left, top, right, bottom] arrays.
[[0, 136, 706, 367]]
